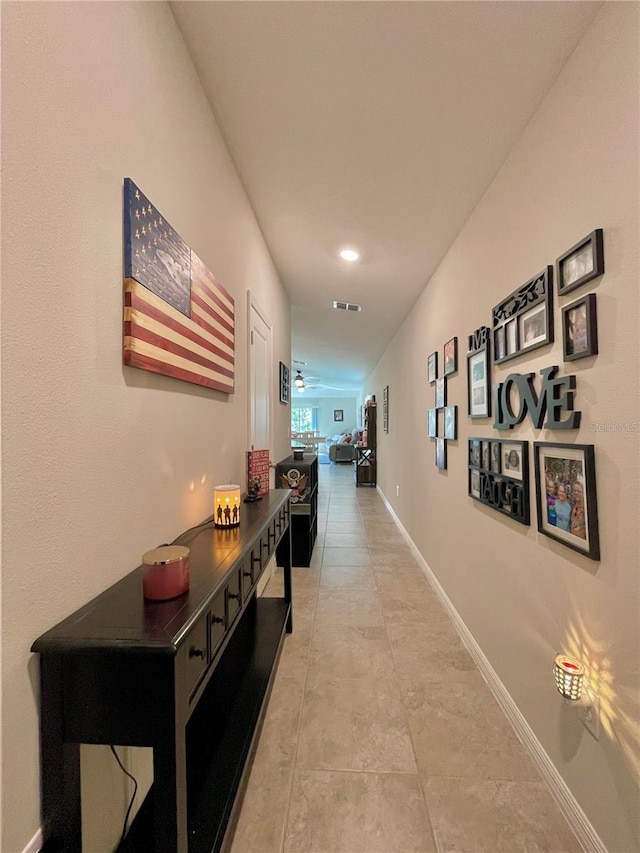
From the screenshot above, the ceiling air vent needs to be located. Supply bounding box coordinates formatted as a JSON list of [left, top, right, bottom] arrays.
[[332, 301, 362, 312]]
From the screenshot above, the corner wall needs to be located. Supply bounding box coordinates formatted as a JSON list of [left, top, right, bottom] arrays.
[[367, 5, 639, 851], [0, 3, 290, 849]]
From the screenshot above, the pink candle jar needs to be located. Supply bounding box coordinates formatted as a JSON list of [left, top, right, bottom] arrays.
[[142, 545, 190, 601]]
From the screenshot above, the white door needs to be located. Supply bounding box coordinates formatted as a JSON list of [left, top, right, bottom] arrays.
[[248, 294, 271, 452]]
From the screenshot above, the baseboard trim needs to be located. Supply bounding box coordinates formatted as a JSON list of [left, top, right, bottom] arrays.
[[377, 486, 608, 853], [22, 828, 43, 853]]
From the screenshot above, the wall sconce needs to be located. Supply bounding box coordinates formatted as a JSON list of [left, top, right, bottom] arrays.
[[214, 484, 241, 528], [553, 653, 585, 700]]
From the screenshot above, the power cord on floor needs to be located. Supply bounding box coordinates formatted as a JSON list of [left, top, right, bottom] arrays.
[[110, 745, 138, 847]]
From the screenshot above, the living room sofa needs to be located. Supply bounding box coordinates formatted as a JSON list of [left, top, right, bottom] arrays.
[[325, 430, 359, 462]]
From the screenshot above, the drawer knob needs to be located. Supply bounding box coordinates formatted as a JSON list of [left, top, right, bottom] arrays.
[[243, 571, 252, 578], [212, 615, 224, 625], [228, 592, 241, 601], [189, 647, 205, 659]]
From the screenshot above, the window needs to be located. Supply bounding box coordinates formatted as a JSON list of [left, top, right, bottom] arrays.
[[291, 407, 318, 433]]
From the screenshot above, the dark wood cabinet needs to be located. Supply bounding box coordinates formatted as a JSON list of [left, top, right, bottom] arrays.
[[275, 454, 318, 567], [31, 491, 292, 853], [356, 402, 377, 487]]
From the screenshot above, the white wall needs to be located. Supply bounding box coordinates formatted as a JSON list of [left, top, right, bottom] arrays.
[[367, 5, 639, 851], [0, 3, 291, 850], [292, 396, 359, 438]]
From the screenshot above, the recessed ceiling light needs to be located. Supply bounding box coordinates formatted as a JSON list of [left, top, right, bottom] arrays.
[[339, 248, 359, 262]]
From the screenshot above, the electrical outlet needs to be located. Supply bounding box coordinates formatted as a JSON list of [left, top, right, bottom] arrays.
[[396, 485, 400, 497], [580, 691, 600, 740]]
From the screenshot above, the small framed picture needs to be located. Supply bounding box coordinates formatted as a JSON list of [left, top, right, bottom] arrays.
[[534, 442, 600, 560], [467, 327, 491, 419], [506, 318, 517, 355], [444, 406, 457, 440], [435, 377, 446, 408], [428, 408, 437, 438], [518, 302, 548, 350], [470, 439, 481, 468], [562, 293, 598, 361], [502, 442, 523, 480], [279, 362, 290, 404], [557, 229, 604, 296], [444, 337, 458, 376], [490, 442, 501, 473], [469, 468, 481, 499], [428, 351, 438, 384], [481, 441, 491, 471], [493, 326, 505, 362], [436, 437, 447, 470], [334, 409, 344, 422]]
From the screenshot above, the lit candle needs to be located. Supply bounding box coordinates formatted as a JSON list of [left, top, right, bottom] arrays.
[[214, 484, 241, 528]]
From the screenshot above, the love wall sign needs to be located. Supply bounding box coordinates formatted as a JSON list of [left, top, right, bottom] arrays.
[[493, 366, 580, 431]]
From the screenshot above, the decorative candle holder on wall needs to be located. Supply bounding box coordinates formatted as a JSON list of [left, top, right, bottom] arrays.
[[214, 485, 241, 528]]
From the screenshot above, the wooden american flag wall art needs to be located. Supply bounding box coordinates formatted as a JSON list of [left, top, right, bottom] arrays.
[[123, 178, 235, 393]]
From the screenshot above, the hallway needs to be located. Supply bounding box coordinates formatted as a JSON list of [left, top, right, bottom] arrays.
[[230, 463, 581, 853]]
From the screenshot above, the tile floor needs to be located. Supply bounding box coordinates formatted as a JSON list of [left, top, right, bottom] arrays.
[[230, 462, 582, 853]]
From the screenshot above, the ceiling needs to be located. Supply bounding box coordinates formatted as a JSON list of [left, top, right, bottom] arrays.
[[171, 1, 600, 398]]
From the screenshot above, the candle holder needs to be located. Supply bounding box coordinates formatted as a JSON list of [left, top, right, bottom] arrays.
[[214, 484, 241, 528], [553, 653, 585, 700], [142, 545, 190, 601]]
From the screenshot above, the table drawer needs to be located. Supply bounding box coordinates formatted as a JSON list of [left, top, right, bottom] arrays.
[[209, 589, 226, 658], [241, 557, 254, 599], [183, 617, 208, 698], [226, 567, 243, 624]]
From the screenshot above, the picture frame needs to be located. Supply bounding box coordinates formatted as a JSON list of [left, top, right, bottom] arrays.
[[556, 229, 604, 296], [444, 406, 457, 440], [334, 409, 344, 422], [435, 437, 447, 470], [490, 441, 501, 474], [562, 293, 598, 361], [428, 351, 438, 384], [443, 337, 458, 376], [501, 442, 524, 481], [469, 437, 530, 525], [435, 377, 446, 409], [279, 362, 290, 404], [427, 408, 437, 438], [534, 442, 600, 560], [492, 267, 554, 364], [467, 326, 491, 419]]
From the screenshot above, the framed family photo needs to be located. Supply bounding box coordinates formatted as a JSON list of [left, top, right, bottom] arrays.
[[562, 293, 598, 361], [492, 267, 553, 364], [556, 229, 604, 296], [534, 442, 600, 560], [428, 351, 438, 384], [467, 330, 491, 419], [334, 409, 344, 422]]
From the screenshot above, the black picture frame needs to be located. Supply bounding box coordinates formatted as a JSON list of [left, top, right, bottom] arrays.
[[383, 386, 389, 433], [492, 267, 554, 365], [556, 229, 604, 296], [443, 337, 458, 376], [435, 437, 447, 470], [533, 442, 600, 560], [443, 406, 457, 440], [435, 377, 446, 409], [562, 293, 598, 361], [468, 437, 530, 525], [279, 362, 290, 404], [467, 326, 491, 419], [427, 351, 438, 384], [334, 409, 344, 422], [427, 408, 437, 438]]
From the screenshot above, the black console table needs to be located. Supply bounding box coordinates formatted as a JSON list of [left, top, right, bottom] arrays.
[[32, 490, 292, 853]]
